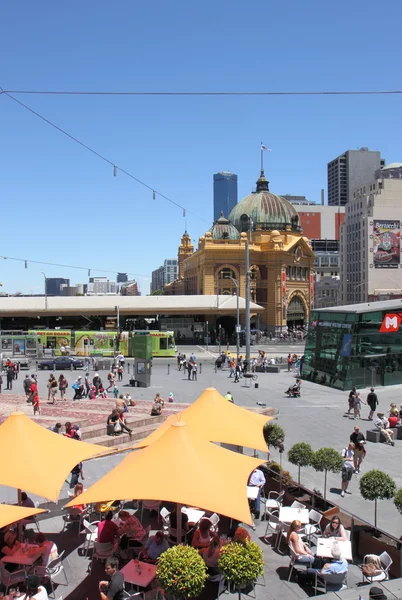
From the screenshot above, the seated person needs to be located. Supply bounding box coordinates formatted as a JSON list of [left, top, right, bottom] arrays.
[[115, 395, 128, 414], [287, 520, 314, 566], [21, 575, 48, 600], [232, 527, 251, 544], [99, 557, 124, 600], [169, 506, 190, 542], [285, 379, 301, 395], [107, 409, 132, 436], [124, 392, 135, 407], [98, 511, 119, 544], [2, 530, 21, 557], [323, 516, 347, 541], [140, 531, 169, 563], [69, 482, 86, 515], [308, 546, 348, 592], [151, 394, 164, 416], [388, 409, 399, 428], [192, 518, 213, 549], [199, 535, 222, 575], [117, 510, 146, 548], [35, 533, 58, 566], [20, 491, 35, 509]]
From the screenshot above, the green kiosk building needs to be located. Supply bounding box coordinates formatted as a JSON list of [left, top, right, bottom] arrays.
[[302, 299, 402, 390]]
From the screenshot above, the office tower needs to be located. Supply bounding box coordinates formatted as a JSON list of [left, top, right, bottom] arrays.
[[213, 172, 238, 221], [163, 259, 178, 286], [151, 266, 164, 293], [340, 163, 402, 304], [117, 273, 128, 283], [327, 148, 385, 206], [45, 278, 70, 296]]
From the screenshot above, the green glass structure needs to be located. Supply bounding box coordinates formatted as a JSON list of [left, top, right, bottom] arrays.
[[302, 299, 402, 390]]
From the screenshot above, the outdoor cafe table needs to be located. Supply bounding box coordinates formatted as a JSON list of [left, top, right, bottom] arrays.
[[247, 486, 259, 500], [182, 507, 205, 524], [279, 507, 309, 524], [121, 560, 157, 589], [2, 545, 43, 572], [315, 538, 353, 561]]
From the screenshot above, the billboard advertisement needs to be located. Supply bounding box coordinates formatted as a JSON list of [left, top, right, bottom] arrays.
[[373, 220, 400, 268]]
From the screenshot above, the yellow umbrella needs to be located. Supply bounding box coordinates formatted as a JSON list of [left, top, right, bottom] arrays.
[[0, 504, 46, 529], [66, 420, 264, 525], [0, 412, 111, 501], [135, 387, 273, 452]]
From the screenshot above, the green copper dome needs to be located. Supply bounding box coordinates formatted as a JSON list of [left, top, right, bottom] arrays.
[[229, 171, 301, 232], [209, 212, 240, 240]]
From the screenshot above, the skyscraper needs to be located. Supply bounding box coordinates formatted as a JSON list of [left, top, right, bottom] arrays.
[[327, 148, 385, 206], [45, 278, 70, 296], [117, 272, 128, 283], [213, 172, 238, 221]]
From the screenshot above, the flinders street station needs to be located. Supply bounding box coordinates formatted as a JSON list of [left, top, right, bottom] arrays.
[[164, 168, 315, 335]]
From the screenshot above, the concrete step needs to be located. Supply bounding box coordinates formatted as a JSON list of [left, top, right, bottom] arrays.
[[88, 423, 158, 448], [80, 414, 164, 441]]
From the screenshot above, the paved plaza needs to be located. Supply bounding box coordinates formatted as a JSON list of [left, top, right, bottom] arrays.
[[1, 343, 402, 600]]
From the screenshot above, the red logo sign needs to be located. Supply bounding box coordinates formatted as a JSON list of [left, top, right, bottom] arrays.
[[379, 313, 402, 333]]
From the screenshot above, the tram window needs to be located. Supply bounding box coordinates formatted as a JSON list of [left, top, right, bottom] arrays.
[[160, 338, 167, 350]]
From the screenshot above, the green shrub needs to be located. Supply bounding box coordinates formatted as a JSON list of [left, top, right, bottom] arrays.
[[263, 423, 285, 449], [267, 461, 294, 487], [360, 469, 396, 526], [218, 541, 264, 588], [394, 488, 402, 513], [156, 545, 207, 599], [288, 442, 314, 484], [311, 447, 343, 499]]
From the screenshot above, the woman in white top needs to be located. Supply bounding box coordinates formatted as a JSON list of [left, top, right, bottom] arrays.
[[22, 575, 48, 600], [287, 520, 314, 566], [323, 516, 347, 541]]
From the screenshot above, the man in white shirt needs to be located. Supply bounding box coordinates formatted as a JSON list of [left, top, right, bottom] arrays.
[[116, 353, 125, 366], [248, 468, 266, 519], [340, 443, 355, 498], [374, 412, 395, 446]]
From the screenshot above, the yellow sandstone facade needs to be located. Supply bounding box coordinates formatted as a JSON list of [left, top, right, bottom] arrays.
[[165, 169, 315, 333]]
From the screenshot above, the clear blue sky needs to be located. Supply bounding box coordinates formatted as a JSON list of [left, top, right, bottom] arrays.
[[1, 0, 401, 295]]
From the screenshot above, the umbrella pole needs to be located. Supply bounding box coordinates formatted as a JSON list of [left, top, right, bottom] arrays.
[[176, 503, 182, 545], [17, 489, 23, 541]]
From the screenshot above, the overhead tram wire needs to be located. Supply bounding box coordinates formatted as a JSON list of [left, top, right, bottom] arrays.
[[0, 255, 149, 279], [0, 89, 209, 224], [1, 89, 402, 96]]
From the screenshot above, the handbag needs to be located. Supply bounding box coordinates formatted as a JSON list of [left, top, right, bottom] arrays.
[[114, 421, 122, 434]]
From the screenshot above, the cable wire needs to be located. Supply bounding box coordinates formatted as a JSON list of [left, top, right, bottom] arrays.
[[0, 90, 209, 223], [2, 89, 402, 96]]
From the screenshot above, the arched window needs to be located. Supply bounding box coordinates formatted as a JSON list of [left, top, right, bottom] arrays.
[[216, 267, 238, 295]]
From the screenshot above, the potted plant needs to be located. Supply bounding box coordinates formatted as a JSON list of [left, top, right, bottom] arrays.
[[288, 442, 314, 485], [359, 469, 396, 527], [394, 488, 402, 513], [156, 545, 207, 600], [218, 540, 264, 599], [263, 423, 285, 454], [311, 447, 343, 500]]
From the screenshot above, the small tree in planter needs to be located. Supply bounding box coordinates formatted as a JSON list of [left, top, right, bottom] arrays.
[[394, 488, 402, 514], [311, 447, 343, 500], [218, 540, 264, 599], [359, 469, 396, 527], [263, 423, 285, 453], [156, 545, 207, 600], [288, 442, 314, 485]]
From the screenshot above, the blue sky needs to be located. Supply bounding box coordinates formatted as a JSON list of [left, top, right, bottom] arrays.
[[1, 0, 401, 294]]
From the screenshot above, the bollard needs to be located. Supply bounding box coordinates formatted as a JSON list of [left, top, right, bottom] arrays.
[[70, 362, 73, 372], [167, 364, 170, 375], [200, 362, 202, 374], [127, 363, 130, 375]]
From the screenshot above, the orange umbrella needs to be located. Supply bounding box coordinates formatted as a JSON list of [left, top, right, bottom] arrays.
[[135, 387, 273, 452], [66, 421, 264, 525], [0, 504, 45, 529], [0, 412, 111, 501]]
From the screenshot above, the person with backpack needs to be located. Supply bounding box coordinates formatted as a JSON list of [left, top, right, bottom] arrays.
[[340, 442, 355, 498]]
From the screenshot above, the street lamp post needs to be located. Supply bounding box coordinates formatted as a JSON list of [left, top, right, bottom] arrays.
[[230, 277, 240, 360], [240, 214, 253, 372], [41, 272, 48, 310]]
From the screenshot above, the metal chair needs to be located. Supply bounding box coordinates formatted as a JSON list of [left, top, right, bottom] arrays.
[[301, 509, 323, 544], [290, 501, 305, 509], [81, 519, 100, 556], [140, 500, 161, 522], [314, 570, 347, 596], [90, 541, 114, 573], [344, 529, 351, 541], [263, 490, 285, 519], [168, 526, 193, 545], [362, 552, 392, 583], [160, 507, 170, 524], [263, 509, 281, 544], [287, 540, 311, 581], [33, 551, 68, 598], [62, 507, 88, 537], [0, 563, 26, 594], [210, 513, 220, 532]]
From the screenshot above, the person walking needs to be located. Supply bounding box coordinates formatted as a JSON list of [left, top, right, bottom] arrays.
[[118, 365, 124, 381], [84, 373, 91, 397], [340, 442, 355, 497], [367, 388, 379, 420], [192, 362, 198, 380], [350, 426, 366, 473], [346, 387, 356, 416], [353, 391, 365, 420], [106, 371, 115, 392], [23, 374, 32, 401], [6, 365, 14, 390], [58, 374, 68, 401], [287, 353, 292, 372], [187, 361, 193, 381]]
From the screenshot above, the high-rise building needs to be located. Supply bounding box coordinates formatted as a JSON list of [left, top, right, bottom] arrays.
[[163, 259, 178, 286], [340, 163, 402, 304], [213, 172, 238, 221], [87, 277, 118, 294], [327, 148, 385, 206], [120, 280, 140, 296], [295, 205, 345, 240], [151, 266, 164, 294], [45, 278, 70, 296], [117, 273, 128, 283]]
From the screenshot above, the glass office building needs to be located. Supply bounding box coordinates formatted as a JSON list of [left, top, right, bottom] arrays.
[[213, 172, 238, 222], [302, 299, 402, 390]]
